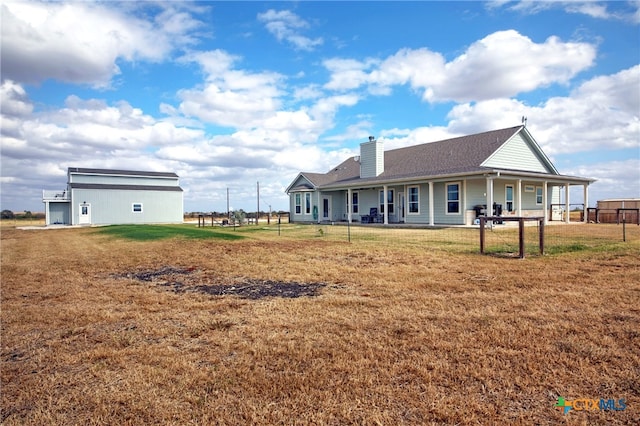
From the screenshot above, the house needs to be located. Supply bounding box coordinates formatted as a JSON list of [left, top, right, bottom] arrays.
[[285, 125, 595, 226], [42, 168, 184, 226]]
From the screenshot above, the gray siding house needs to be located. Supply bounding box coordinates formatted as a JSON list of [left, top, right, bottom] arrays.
[[43, 168, 184, 226], [285, 126, 595, 226]]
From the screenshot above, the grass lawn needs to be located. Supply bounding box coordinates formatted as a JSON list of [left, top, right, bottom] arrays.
[[1, 224, 638, 425]]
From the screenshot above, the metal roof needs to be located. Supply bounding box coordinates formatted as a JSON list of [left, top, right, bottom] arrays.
[[68, 168, 179, 178]]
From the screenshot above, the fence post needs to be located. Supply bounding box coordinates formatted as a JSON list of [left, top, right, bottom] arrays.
[[519, 218, 525, 259], [539, 218, 545, 255], [479, 217, 486, 254]]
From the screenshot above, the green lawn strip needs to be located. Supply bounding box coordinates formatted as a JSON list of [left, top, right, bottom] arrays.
[[98, 224, 245, 241]]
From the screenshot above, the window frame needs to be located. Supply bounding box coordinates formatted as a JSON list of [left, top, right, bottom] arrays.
[[379, 189, 394, 214], [352, 191, 359, 214], [295, 193, 302, 214], [132, 203, 143, 213], [536, 186, 543, 205], [408, 186, 420, 214], [446, 182, 461, 215], [304, 193, 311, 215]]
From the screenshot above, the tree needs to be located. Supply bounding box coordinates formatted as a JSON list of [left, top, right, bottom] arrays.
[[231, 209, 246, 225], [1, 210, 14, 219]]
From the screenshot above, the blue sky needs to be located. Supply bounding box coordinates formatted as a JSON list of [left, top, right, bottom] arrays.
[[1, 1, 638, 213]]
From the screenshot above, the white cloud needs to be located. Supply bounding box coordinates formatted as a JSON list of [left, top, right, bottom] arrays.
[[440, 65, 639, 156], [440, 31, 595, 102], [0, 1, 202, 87], [493, 1, 640, 23], [323, 30, 596, 103], [569, 158, 640, 203], [257, 9, 323, 51], [176, 50, 285, 128]]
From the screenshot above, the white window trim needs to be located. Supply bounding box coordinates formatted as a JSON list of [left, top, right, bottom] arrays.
[[352, 191, 359, 214], [408, 185, 420, 215], [295, 193, 302, 214], [304, 193, 312, 215], [379, 189, 395, 214], [132, 203, 143, 213], [536, 186, 543, 205], [445, 181, 461, 215]]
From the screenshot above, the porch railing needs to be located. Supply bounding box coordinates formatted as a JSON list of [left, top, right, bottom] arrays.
[[42, 190, 70, 201]]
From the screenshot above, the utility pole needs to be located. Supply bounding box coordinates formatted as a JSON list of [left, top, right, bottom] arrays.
[[256, 181, 260, 226]]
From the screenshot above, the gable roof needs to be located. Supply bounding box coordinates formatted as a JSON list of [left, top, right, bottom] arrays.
[[289, 125, 596, 192]]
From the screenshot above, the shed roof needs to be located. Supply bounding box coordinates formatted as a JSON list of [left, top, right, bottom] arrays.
[[68, 168, 179, 178]]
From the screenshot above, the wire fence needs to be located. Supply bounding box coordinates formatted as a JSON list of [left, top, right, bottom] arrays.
[[267, 221, 640, 256]]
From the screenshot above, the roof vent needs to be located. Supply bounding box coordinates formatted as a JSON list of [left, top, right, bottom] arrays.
[[354, 155, 360, 162]]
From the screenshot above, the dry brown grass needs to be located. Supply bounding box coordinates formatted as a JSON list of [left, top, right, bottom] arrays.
[[1, 225, 639, 425]]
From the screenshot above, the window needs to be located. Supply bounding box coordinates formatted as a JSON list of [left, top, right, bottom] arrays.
[[536, 187, 543, 205], [446, 183, 460, 214], [379, 189, 394, 214], [408, 186, 419, 213], [505, 185, 514, 212], [295, 194, 302, 214], [305, 193, 311, 215], [132, 203, 143, 213], [352, 192, 359, 214]]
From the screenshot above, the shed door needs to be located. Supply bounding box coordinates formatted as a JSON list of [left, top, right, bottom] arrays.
[[79, 203, 91, 225]]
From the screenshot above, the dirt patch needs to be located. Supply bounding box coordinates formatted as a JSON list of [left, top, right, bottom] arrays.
[[112, 266, 326, 299]]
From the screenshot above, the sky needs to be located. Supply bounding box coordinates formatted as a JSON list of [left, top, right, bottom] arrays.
[[1, 0, 639, 214]]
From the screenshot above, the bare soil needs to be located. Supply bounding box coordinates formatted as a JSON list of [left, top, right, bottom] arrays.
[[111, 265, 327, 299]]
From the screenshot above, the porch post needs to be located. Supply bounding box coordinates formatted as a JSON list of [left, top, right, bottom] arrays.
[[428, 182, 434, 226], [462, 179, 467, 222], [317, 191, 321, 224], [486, 176, 494, 218], [543, 181, 548, 225], [383, 184, 388, 224], [583, 184, 589, 223], [565, 183, 570, 224], [516, 179, 522, 216], [347, 188, 352, 223]]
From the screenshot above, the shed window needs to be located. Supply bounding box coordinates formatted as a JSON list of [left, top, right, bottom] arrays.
[[446, 183, 460, 214], [133, 203, 143, 213]]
